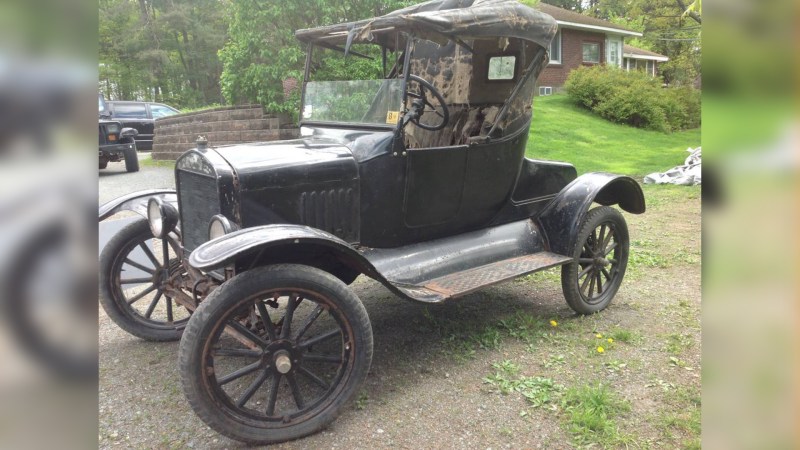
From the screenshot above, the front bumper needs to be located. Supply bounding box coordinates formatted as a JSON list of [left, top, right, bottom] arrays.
[[99, 142, 134, 160]]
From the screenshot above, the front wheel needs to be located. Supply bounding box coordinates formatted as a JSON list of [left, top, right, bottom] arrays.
[[123, 140, 139, 172], [561, 206, 629, 314], [99, 218, 188, 340], [179, 264, 373, 445]]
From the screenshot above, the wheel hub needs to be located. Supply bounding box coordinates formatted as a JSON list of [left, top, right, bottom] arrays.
[[274, 350, 292, 374], [594, 257, 610, 268]]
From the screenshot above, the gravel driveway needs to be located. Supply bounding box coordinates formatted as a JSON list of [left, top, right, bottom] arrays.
[[99, 161, 701, 449]]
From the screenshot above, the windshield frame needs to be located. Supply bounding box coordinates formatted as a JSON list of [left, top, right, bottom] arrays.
[[299, 37, 412, 131]]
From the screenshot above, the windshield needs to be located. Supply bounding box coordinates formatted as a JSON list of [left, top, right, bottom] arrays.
[[302, 78, 403, 126]]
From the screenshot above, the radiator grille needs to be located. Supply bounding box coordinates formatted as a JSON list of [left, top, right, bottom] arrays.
[[299, 188, 358, 242], [177, 169, 220, 251]]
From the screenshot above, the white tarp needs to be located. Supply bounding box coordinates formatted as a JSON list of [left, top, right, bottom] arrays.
[[644, 147, 701, 186]]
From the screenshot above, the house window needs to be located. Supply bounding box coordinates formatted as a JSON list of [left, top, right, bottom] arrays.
[[539, 86, 553, 96], [548, 30, 561, 64], [487, 56, 516, 80], [582, 43, 600, 63], [646, 60, 655, 76]]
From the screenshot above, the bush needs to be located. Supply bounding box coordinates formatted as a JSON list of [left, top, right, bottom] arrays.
[[564, 65, 701, 132]]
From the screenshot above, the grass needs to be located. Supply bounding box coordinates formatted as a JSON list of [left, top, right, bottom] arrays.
[[527, 94, 701, 177], [140, 155, 173, 167], [562, 384, 633, 447], [484, 360, 564, 409]]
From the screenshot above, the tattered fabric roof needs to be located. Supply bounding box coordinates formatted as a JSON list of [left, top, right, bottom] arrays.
[[295, 0, 559, 51]]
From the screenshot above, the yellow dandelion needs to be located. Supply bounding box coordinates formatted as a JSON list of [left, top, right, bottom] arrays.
[[550, 320, 558, 327], [597, 346, 605, 353], [607, 338, 614, 343], [595, 333, 603, 338]]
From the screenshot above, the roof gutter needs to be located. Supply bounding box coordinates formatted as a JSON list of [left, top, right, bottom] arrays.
[[623, 53, 669, 62], [556, 21, 642, 37]]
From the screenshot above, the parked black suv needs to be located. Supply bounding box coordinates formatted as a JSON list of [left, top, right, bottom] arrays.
[[99, 94, 139, 172], [104, 100, 179, 150]]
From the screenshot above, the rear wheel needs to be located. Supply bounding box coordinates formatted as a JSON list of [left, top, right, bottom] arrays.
[[179, 264, 373, 445], [561, 206, 629, 314]]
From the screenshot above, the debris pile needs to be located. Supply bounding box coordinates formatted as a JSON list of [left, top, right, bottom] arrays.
[[644, 147, 701, 185]]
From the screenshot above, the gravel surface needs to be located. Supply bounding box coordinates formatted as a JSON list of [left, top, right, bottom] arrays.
[[99, 154, 174, 204], [99, 164, 701, 449]]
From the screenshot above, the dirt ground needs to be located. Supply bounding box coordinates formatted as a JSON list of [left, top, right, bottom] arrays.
[[98, 184, 701, 449]]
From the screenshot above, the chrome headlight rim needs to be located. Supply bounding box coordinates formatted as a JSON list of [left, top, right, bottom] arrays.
[[147, 197, 178, 238], [208, 214, 236, 240]]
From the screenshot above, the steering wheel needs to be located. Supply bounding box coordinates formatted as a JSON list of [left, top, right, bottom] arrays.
[[406, 74, 450, 131]]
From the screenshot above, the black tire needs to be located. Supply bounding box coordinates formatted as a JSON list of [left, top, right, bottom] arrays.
[[561, 206, 629, 314], [179, 264, 373, 445], [123, 141, 139, 172], [99, 218, 188, 340]]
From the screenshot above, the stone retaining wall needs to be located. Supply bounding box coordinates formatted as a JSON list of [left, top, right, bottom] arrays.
[[152, 105, 299, 160]]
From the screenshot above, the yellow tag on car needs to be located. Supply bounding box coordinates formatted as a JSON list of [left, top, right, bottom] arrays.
[[386, 111, 400, 124]]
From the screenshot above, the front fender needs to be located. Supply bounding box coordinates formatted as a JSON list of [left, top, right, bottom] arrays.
[[98, 189, 177, 222], [188, 224, 379, 277], [538, 173, 645, 256]]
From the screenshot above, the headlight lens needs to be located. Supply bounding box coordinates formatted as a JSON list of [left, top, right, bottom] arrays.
[[208, 215, 235, 240], [147, 197, 179, 238], [147, 198, 164, 237]]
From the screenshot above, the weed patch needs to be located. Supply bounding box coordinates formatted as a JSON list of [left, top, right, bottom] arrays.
[[562, 384, 633, 448], [484, 360, 564, 409], [665, 333, 694, 355]]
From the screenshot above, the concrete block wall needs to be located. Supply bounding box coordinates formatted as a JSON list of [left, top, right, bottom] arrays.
[[152, 105, 300, 160]]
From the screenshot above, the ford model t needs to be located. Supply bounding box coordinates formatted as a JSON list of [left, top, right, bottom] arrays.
[[99, 0, 644, 444]]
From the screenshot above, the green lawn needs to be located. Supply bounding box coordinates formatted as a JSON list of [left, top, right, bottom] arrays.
[[526, 95, 701, 177]]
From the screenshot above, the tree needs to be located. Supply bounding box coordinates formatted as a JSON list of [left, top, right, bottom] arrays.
[[218, 0, 416, 115], [586, 0, 700, 86], [99, 0, 227, 109], [540, 0, 584, 12]]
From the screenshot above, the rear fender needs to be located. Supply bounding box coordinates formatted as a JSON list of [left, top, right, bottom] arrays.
[[188, 224, 381, 286], [98, 189, 177, 222], [538, 173, 645, 256]]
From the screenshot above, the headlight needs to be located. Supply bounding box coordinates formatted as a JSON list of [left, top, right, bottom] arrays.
[[147, 197, 179, 238], [208, 214, 236, 240]]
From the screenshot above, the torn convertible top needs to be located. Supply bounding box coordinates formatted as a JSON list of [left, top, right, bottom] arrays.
[[294, 0, 558, 51]]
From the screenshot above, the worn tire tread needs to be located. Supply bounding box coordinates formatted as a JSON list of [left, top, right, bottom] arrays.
[[561, 206, 629, 315], [99, 218, 183, 341], [179, 264, 372, 445]]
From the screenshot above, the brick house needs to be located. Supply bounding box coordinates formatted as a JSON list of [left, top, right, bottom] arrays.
[[535, 3, 668, 94]]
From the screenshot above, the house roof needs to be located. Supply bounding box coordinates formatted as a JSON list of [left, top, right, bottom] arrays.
[[623, 44, 669, 61], [536, 3, 642, 37]]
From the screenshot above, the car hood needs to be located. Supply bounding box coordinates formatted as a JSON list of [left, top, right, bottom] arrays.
[[211, 138, 357, 191]]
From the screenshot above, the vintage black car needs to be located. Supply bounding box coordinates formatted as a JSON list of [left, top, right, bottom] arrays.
[[99, 94, 139, 172], [98, 0, 644, 444]]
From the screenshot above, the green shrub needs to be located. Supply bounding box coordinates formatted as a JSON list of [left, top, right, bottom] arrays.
[[564, 65, 701, 132]]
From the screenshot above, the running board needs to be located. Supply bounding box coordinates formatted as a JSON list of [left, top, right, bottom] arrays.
[[392, 252, 571, 303]]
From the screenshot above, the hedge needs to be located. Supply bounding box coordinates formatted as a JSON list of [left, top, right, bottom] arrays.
[[564, 65, 700, 132]]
